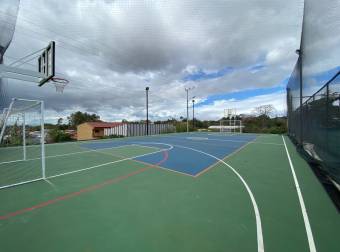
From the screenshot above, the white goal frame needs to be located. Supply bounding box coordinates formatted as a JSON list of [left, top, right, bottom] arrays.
[[219, 119, 243, 133], [0, 98, 46, 189]]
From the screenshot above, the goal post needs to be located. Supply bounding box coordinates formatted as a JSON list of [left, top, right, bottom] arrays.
[[220, 119, 243, 134], [0, 98, 46, 189], [220, 108, 242, 134]]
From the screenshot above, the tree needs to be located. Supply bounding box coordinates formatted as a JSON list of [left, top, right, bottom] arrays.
[[253, 105, 275, 117], [68, 111, 100, 128], [49, 128, 72, 143], [57, 118, 63, 126]]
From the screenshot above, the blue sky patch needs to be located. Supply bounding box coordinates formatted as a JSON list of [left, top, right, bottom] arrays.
[[197, 85, 285, 106], [309, 66, 340, 86]]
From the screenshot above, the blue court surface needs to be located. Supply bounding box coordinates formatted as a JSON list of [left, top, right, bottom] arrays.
[[82, 132, 257, 176]]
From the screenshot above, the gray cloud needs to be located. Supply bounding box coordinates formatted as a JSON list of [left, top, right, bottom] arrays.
[[2, 0, 306, 122]]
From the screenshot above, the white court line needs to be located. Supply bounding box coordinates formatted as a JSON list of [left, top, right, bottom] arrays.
[[135, 141, 264, 252], [186, 137, 209, 140], [207, 133, 239, 136], [131, 144, 160, 150], [194, 138, 257, 177], [0, 178, 43, 190], [207, 138, 283, 146], [0, 140, 81, 150], [46, 144, 173, 180], [0, 144, 172, 190], [0, 144, 135, 165], [165, 135, 283, 146], [282, 135, 316, 252], [44, 179, 58, 191]]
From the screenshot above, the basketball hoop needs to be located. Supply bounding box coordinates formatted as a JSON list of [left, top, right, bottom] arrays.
[[51, 77, 69, 93]]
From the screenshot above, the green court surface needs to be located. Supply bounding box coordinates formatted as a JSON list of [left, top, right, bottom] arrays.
[[0, 133, 339, 252]]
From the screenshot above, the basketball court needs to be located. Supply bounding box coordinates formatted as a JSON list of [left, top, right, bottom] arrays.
[[0, 1, 339, 251], [0, 132, 338, 252]]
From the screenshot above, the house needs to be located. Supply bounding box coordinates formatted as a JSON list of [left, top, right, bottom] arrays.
[[77, 122, 124, 141], [77, 121, 176, 141]]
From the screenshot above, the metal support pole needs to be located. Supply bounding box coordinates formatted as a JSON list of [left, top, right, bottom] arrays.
[[326, 84, 329, 152], [229, 116, 231, 133], [192, 99, 195, 131], [185, 87, 194, 133], [146, 87, 149, 136], [40, 101, 46, 179], [299, 55, 303, 145], [0, 99, 14, 143], [186, 89, 189, 132], [22, 113, 26, 161]]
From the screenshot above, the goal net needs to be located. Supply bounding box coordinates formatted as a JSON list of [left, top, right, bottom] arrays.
[[220, 119, 243, 134], [0, 98, 45, 189]]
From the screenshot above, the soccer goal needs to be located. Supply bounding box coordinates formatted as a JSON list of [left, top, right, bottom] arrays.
[[219, 119, 243, 134], [0, 98, 45, 189]]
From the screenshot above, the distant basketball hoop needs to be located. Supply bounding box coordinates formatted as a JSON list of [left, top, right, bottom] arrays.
[[51, 77, 69, 93]]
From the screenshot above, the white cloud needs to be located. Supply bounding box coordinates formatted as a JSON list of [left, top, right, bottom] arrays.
[[196, 91, 286, 120], [1, 0, 305, 122]]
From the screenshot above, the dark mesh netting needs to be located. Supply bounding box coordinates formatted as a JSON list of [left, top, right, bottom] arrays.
[[0, 0, 20, 110], [287, 0, 340, 186]]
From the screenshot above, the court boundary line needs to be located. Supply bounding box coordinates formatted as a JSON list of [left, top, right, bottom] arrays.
[[194, 138, 256, 177], [168, 143, 264, 252], [91, 144, 193, 178], [133, 141, 264, 251], [0, 131, 185, 151], [131, 144, 160, 150], [197, 138, 283, 146], [0, 145, 172, 190], [46, 144, 173, 180], [0, 151, 169, 221], [0, 144, 136, 165], [163, 134, 283, 146], [92, 144, 160, 159], [130, 143, 196, 177], [131, 139, 258, 178], [132, 158, 195, 178], [282, 135, 317, 252]]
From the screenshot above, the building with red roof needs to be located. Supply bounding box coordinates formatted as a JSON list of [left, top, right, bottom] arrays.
[[77, 121, 124, 140]]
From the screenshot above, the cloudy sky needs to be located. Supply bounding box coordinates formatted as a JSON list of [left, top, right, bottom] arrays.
[[1, 0, 306, 122]]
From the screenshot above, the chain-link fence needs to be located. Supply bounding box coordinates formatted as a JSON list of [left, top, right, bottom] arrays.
[[288, 71, 340, 185], [287, 0, 340, 187]]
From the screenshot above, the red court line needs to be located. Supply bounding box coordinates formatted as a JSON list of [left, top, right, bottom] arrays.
[[0, 151, 169, 221]]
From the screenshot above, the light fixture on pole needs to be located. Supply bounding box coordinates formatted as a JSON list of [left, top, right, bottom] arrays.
[[145, 86, 149, 136], [192, 96, 196, 130], [185, 87, 194, 132]]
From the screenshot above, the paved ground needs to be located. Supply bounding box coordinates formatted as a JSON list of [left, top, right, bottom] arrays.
[[0, 133, 339, 251]]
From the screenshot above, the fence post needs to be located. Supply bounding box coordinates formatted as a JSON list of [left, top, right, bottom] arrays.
[[326, 83, 329, 152], [299, 56, 303, 145]]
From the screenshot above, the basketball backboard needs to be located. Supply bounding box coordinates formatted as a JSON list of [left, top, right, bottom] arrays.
[[0, 41, 55, 86], [38, 41, 55, 86]]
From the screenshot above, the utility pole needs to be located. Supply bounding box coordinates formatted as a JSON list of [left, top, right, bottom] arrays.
[[192, 96, 196, 131], [185, 87, 194, 132], [145, 86, 149, 136]]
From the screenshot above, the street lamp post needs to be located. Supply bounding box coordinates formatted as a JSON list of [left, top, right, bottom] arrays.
[[145, 87, 149, 136], [185, 87, 194, 132], [192, 96, 196, 131]]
